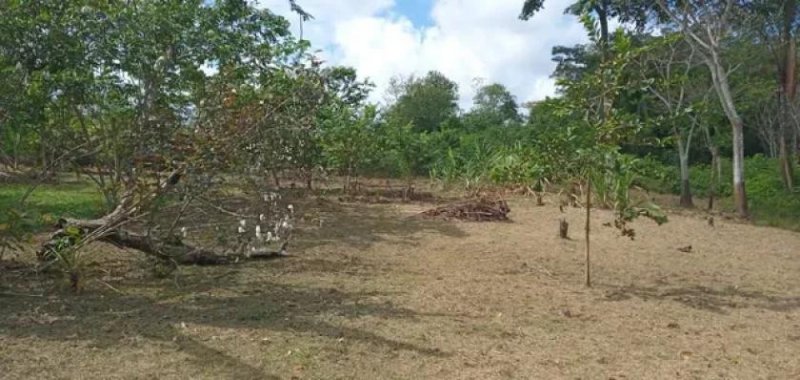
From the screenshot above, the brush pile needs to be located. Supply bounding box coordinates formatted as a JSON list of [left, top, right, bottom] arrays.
[[421, 198, 510, 222]]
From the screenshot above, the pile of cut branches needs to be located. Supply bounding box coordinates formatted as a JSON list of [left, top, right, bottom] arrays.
[[421, 198, 510, 222]]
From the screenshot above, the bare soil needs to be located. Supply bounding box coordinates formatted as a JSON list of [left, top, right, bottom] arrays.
[[2, 194, 800, 379]]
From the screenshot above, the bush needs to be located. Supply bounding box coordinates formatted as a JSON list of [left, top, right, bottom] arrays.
[[638, 154, 800, 230], [686, 159, 732, 198], [631, 155, 677, 193]]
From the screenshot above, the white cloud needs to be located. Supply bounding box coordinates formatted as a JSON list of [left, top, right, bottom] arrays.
[[258, 0, 588, 109]]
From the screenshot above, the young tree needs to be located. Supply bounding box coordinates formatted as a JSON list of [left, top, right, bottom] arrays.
[[554, 22, 667, 287], [320, 105, 380, 192]]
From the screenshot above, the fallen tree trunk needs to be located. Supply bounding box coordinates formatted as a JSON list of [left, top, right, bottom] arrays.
[[37, 167, 291, 266], [39, 219, 289, 266], [38, 174, 288, 266]]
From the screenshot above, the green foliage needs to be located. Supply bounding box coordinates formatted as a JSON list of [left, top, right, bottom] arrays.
[[635, 154, 800, 230], [384, 71, 459, 133], [384, 121, 432, 180], [429, 124, 539, 190], [464, 83, 521, 129], [589, 150, 668, 238], [319, 105, 380, 183], [692, 156, 800, 229], [488, 144, 545, 186]]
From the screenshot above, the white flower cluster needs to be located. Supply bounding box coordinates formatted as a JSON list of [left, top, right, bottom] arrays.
[[237, 203, 295, 247], [262, 192, 280, 203]]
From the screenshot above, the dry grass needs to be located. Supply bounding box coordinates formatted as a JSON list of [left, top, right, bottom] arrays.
[[2, 192, 800, 379]]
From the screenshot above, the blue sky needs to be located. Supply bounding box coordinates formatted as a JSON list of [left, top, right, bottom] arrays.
[[392, 0, 434, 27]]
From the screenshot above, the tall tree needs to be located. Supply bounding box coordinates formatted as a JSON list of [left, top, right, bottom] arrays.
[[520, 0, 658, 56], [637, 34, 710, 208], [521, 1, 612, 52], [385, 71, 459, 133], [656, 0, 750, 217], [465, 83, 521, 129], [746, 0, 799, 190], [550, 44, 602, 84]]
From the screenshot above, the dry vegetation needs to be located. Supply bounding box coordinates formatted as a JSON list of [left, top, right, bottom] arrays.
[[2, 191, 800, 379]]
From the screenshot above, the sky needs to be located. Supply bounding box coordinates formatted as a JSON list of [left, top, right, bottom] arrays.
[[256, 0, 589, 109]]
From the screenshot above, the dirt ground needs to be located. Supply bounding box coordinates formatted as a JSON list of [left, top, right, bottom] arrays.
[[2, 193, 800, 379]]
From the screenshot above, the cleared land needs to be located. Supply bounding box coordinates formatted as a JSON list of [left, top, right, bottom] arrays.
[[2, 193, 800, 379]]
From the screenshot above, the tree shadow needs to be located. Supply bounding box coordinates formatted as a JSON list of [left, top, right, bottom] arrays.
[[291, 196, 468, 252], [0, 278, 451, 376], [602, 283, 800, 314], [175, 333, 281, 380], [1, 188, 464, 376]]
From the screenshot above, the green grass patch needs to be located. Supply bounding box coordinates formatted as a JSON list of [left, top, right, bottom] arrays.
[[0, 181, 106, 231]]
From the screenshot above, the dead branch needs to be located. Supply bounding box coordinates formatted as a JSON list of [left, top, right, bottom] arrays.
[[421, 198, 510, 222]]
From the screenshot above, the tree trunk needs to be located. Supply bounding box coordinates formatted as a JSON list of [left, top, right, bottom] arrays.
[[707, 54, 749, 217], [778, 0, 797, 190], [37, 170, 289, 266], [559, 218, 569, 239], [584, 178, 591, 288], [793, 128, 798, 166], [731, 118, 748, 217], [271, 170, 281, 188], [677, 140, 694, 208], [305, 169, 313, 190], [39, 218, 288, 266], [708, 145, 721, 210], [593, 1, 610, 59], [778, 132, 794, 189]]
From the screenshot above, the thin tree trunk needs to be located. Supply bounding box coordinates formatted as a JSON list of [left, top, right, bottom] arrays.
[[676, 138, 694, 208], [707, 53, 748, 217], [345, 164, 352, 193], [778, 0, 797, 190], [271, 170, 281, 188], [679, 157, 693, 208], [585, 178, 592, 288], [793, 128, 798, 166], [708, 145, 720, 210], [595, 2, 610, 57], [779, 133, 794, 189], [731, 117, 748, 217]]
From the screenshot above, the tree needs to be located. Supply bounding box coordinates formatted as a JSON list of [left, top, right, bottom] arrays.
[[385, 71, 459, 133], [384, 120, 431, 197], [463, 83, 521, 130], [520, 0, 659, 56], [1, 1, 316, 288], [553, 23, 667, 287], [322, 66, 374, 108], [745, 0, 799, 190], [656, 0, 750, 217], [320, 105, 380, 192], [550, 44, 602, 84], [636, 34, 709, 208]]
